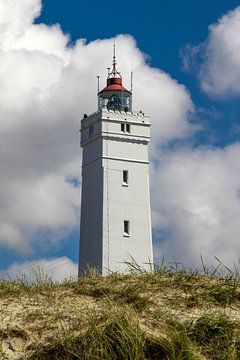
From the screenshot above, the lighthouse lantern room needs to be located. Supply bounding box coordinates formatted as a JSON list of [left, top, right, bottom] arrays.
[[98, 45, 132, 112]]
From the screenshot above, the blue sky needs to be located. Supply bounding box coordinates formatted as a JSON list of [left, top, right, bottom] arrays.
[[37, 0, 240, 148], [0, 0, 240, 279], [37, 1, 238, 91]]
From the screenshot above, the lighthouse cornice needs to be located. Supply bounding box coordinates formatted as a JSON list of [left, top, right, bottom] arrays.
[[81, 109, 150, 129], [80, 109, 151, 148], [80, 133, 150, 148]]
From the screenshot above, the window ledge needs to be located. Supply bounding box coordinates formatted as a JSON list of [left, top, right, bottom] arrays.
[[123, 233, 130, 238], [122, 183, 129, 187]]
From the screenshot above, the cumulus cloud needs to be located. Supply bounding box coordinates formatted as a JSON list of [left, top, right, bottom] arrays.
[[182, 6, 240, 97], [0, 257, 78, 282], [173, 7, 240, 267], [151, 143, 240, 268], [1, 0, 240, 272], [0, 0, 41, 34], [0, 0, 194, 255]]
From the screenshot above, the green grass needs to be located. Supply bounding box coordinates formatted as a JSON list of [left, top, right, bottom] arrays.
[[27, 307, 145, 360], [0, 327, 28, 340], [112, 284, 150, 311], [27, 306, 201, 360], [188, 313, 239, 359], [207, 281, 240, 306]]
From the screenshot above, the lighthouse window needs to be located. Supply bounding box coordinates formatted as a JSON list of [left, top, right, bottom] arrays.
[[89, 125, 94, 138], [121, 123, 131, 133], [124, 220, 130, 236], [123, 170, 128, 185]]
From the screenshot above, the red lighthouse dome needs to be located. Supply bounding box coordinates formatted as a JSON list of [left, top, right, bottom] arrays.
[[98, 44, 132, 112]]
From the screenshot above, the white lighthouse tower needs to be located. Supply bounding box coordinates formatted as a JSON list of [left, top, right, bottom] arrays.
[[79, 47, 153, 276]]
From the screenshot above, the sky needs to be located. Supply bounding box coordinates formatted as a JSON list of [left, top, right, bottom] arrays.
[[0, 0, 240, 280]]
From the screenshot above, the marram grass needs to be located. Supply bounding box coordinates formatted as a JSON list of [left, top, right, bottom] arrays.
[[0, 260, 240, 359]]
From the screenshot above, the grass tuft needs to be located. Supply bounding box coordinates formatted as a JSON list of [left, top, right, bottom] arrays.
[[28, 307, 146, 360], [188, 313, 238, 359]]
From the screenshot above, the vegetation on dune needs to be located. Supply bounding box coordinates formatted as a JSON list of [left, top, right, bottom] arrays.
[[0, 260, 240, 359]]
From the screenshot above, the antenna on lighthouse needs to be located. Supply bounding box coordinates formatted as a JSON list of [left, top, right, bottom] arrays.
[[130, 70, 133, 93], [97, 75, 100, 93], [113, 40, 116, 75], [97, 75, 100, 110]]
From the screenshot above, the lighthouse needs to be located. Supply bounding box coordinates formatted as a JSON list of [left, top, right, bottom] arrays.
[[79, 46, 153, 276]]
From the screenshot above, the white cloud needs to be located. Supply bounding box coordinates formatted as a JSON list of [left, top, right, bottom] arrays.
[[184, 6, 240, 97], [0, 0, 41, 29], [151, 143, 240, 268], [0, 257, 78, 282], [0, 0, 194, 254], [160, 6, 240, 267], [0, 0, 41, 51]]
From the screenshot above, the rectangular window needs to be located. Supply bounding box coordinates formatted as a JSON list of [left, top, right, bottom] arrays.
[[124, 220, 130, 236], [123, 170, 128, 185], [121, 123, 130, 133], [89, 125, 94, 138]]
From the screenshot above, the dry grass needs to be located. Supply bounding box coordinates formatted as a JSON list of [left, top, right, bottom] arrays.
[[0, 262, 240, 359]]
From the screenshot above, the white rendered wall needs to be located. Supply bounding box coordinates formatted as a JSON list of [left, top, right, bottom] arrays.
[[79, 109, 153, 275], [102, 157, 153, 274]]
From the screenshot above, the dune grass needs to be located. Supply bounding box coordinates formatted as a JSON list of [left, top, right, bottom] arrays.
[[0, 260, 240, 359]]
